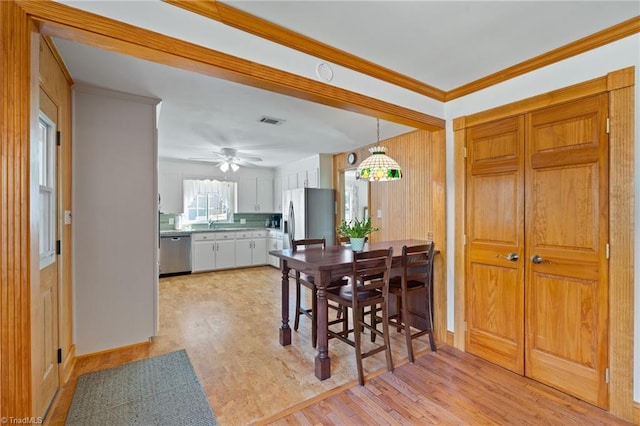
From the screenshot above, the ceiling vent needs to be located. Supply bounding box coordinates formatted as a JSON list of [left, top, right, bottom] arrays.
[[258, 116, 285, 125]]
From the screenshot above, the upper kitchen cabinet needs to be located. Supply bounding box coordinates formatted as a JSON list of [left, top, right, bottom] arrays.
[[282, 154, 333, 189], [273, 175, 283, 212], [238, 177, 274, 212]]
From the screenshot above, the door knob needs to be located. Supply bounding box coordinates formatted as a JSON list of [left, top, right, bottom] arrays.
[[496, 252, 519, 262], [531, 254, 551, 264]]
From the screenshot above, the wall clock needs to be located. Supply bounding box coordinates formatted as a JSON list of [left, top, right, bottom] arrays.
[[347, 152, 357, 165]]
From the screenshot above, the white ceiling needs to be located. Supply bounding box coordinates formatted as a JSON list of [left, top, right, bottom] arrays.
[[53, 1, 639, 168]]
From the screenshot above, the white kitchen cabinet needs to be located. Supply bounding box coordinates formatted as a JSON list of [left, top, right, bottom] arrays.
[[215, 239, 236, 269], [256, 178, 273, 212], [286, 173, 298, 190], [273, 175, 283, 212], [192, 233, 217, 272], [267, 229, 283, 268], [297, 168, 319, 188], [306, 168, 319, 188], [237, 177, 273, 212], [235, 230, 267, 267], [192, 232, 236, 272], [252, 236, 267, 265]]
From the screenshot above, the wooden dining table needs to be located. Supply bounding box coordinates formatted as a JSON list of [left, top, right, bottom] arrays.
[[269, 239, 432, 381]]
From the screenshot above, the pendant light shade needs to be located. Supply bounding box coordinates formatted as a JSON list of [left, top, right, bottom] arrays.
[[356, 119, 402, 182], [356, 146, 402, 181]]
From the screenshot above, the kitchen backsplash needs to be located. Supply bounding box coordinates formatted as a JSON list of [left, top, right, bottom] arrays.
[[160, 213, 281, 231]]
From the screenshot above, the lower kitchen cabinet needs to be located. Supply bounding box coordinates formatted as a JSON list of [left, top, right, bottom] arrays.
[[192, 232, 236, 272], [235, 230, 267, 267], [267, 229, 283, 268], [215, 239, 236, 269]]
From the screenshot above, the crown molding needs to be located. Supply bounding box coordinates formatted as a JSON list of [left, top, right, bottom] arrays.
[[166, 1, 639, 103], [445, 16, 640, 101]]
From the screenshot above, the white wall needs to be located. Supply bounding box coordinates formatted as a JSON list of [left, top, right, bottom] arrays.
[[159, 157, 275, 214], [73, 85, 160, 354], [443, 34, 640, 400]]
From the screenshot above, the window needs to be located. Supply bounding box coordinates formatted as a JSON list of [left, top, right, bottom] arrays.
[[39, 113, 56, 268], [183, 179, 236, 224]]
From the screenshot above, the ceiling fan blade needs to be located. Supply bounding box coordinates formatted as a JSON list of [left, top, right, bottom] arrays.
[[235, 154, 262, 162], [188, 157, 220, 162]]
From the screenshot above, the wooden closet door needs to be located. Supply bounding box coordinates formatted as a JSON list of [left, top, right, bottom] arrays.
[[465, 116, 525, 374], [525, 94, 609, 408]]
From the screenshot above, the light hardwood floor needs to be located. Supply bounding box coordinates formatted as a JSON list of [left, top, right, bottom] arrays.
[[45, 266, 629, 425]]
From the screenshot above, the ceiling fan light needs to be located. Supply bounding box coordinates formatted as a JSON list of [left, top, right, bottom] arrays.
[[230, 163, 239, 172], [220, 162, 229, 172]]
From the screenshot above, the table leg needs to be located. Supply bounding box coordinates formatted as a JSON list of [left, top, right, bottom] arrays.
[[314, 269, 331, 380], [279, 262, 291, 346]]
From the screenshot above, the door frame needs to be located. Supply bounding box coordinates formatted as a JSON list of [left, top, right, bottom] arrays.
[[453, 67, 635, 419]]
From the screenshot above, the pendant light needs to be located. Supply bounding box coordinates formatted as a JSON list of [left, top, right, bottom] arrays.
[[356, 119, 402, 181]]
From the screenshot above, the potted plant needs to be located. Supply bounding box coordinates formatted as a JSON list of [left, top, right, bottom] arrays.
[[337, 217, 379, 251]]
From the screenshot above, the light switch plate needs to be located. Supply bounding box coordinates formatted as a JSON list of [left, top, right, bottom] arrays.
[[64, 210, 72, 224], [377, 209, 382, 219]]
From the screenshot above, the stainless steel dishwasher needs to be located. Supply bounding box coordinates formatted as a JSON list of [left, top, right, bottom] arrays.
[[159, 233, 192, 276]]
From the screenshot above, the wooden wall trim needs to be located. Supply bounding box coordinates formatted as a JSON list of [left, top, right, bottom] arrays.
[[453, 125, 466, 350], [607, 67, 635, 420], [446, 16, 640, 101], [431, 130, 448, 344], [453, 67, 636, 422], [461, 74, 610, 128], [18, 0, 444, 131], [0, 1, 33, 417], [41, 35, 73, 85], [164, 0, 447, 102]]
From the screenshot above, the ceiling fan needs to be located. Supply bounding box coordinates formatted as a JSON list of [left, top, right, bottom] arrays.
[[190, 147, 262, 172]]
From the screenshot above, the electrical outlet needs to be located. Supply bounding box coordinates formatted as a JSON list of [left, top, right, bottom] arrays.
[[168, 217, 174, 225], [240, 218, 246, 224]]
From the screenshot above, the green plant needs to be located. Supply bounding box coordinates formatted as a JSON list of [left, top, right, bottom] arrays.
[[337, 217, 379, 238]]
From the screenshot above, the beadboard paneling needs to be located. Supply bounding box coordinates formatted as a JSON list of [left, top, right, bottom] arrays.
[[334, 129, 447, 343]]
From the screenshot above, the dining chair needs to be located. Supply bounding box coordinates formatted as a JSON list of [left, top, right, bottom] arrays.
[[326, 247, 394, 385], [291, 238, 346, 348], [336, 235, 350, 245], [387, 243, 437, 362]]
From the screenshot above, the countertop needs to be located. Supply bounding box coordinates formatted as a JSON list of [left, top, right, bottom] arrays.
[[160, 227, 282, 237]]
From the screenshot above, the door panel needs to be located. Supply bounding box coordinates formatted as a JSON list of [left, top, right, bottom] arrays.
[[466, 116, 525, 374], [35, 89, 60, 417], [525, 94, 609, 408]]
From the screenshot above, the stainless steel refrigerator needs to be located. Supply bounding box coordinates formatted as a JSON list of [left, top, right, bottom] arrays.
[[282, 188, 336, 249]]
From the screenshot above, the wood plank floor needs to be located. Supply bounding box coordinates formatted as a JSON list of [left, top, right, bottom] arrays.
[[44, 266, 630, 425]]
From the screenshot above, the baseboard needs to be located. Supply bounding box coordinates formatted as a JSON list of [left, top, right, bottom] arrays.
[[633, 401, 640, 425], [74, 340, 151, 361], [446, 331, 454, 346]]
